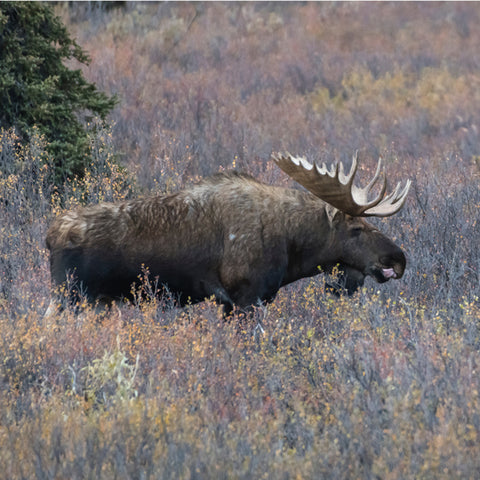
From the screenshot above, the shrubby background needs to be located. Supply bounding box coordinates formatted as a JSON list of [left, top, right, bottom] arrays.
[[1, 2, 479, 478]]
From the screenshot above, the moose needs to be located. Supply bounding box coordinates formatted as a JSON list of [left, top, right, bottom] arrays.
[[45, 153, 410, 315]]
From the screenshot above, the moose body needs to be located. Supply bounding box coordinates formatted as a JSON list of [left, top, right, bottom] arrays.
[[46, 154, 410, 314]]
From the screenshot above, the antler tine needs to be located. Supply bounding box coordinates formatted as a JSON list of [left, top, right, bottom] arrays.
[[362, 179, 411, 217], [351, 158, 388, 211], [272, 151, 411, 218], [365, 158, 385, 194], [339, 151, 358, 186], [298, 155, 313, 171]]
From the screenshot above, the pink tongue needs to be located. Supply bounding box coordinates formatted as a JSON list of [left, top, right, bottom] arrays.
[[382, 268, 397, 279]]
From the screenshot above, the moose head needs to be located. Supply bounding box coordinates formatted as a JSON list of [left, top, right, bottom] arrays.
[[272, 152, 411, 295]]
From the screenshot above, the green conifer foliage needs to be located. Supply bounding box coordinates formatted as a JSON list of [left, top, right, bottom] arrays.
[[0, 2, 117, 183]]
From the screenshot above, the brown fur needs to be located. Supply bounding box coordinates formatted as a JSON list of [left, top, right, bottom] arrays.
[[46, 171, 406, 314]]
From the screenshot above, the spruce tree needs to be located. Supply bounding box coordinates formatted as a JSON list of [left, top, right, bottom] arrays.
[[0, 2, 117, 182]]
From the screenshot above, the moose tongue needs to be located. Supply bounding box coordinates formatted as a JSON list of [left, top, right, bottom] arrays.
[[382, 268, 397, 279]]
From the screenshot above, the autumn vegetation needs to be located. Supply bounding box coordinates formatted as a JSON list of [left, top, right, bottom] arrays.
[[1, 2, 480, 478]]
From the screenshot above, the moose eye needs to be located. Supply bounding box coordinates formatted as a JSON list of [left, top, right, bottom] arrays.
[[350, 227, 363, 237]]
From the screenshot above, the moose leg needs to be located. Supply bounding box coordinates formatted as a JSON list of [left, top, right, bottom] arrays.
[[211, 285, 235, 316], [193, 277, 235, 316], [225, 264, 286, 313]]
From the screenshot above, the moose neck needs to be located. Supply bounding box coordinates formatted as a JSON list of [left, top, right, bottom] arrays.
[[280, 189, 339, 286]]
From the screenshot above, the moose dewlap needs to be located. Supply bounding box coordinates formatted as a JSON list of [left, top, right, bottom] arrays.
[[46, 153, 410, 315]]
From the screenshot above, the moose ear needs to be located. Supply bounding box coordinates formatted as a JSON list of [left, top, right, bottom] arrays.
[[325, 204, 342, 226]]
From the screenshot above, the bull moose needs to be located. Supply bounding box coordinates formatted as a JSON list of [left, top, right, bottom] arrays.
[[45, 153, 410, 315]]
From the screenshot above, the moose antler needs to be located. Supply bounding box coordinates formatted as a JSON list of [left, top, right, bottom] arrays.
[[272, 152, 411, 217]]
